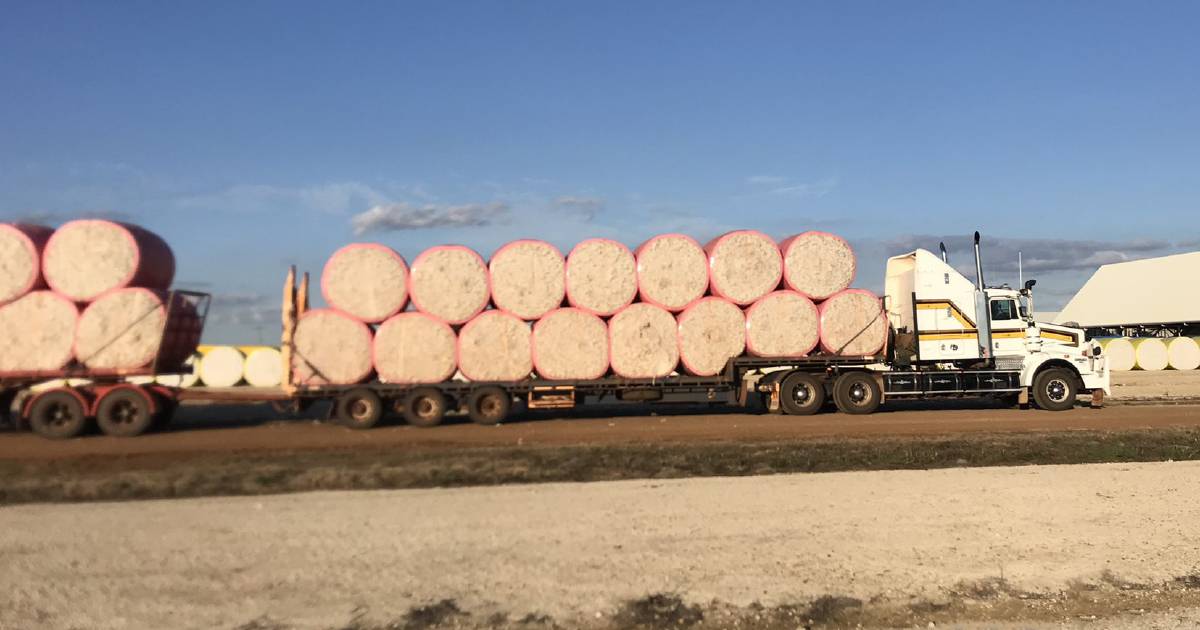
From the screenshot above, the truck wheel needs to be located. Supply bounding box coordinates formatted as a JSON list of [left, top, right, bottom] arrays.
[[1032, 368, 1078, 411], [779, 372, 825, 416], [96, 388, 154, 437], [832, 372, 882, 415], [467, 387, 511, 425], [403, 387, 448, 428], [28, 390, 89, 439], [336, 388, 384, 429]]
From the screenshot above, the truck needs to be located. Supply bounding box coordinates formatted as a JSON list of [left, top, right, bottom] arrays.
[[2, 233, 1109, 438]]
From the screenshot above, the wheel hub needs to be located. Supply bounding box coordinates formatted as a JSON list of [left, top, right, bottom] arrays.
[[791, 385, 812, 405], [1047, 379, 1068, 402], [849, 384, 867, 403]]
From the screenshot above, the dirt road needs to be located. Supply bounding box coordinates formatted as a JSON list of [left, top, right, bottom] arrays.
[[4, 461, 1200, 629]]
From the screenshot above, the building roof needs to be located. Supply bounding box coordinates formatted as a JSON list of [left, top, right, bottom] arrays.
[[1055, 251, 1200, 327]]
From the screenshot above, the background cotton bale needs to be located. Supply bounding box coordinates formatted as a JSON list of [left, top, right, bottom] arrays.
[[408, 245, 490, 324], [373, 313, 457, 384], [243, 347, 284, 387], [1098, 338, 1136, 371], [320, 243, 408, 323], [1131, 337, 1169, 371], [608, 303, 679, 378], [705, 230, 783, 305], [0, 223, 52, 306], [75, 288, 197, 371], [745, 290, 820, 357], [677, 297, 746, 376], [1165, 337, 1200, 371], [634, 234, 709, 312], [488, 240, 565, 320], [155, 353, 201, 388], [457, 310, 532, 381], [292, 309, 374, 385], [532, 308, 609, 380], [198, 346, 245, 387], [818, 289, 887, 356], [565, 238, 637, 316], [780, 231, 856, 300], [42, 220, 175, 302], [0, 291, 77, 373]]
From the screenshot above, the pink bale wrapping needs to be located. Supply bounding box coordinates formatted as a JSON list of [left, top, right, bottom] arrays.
[[565, 238, 638, 316], [408, 245, 490, 325], [705, 230, 783, 305], [42, 220, 175, 302], [608, 303, 679, 378], [532, 308, 609, 380], [321, 243, 409, 324], [635, 234, 709, 312], [74, 288, 200, 371], [373, 312, 457, 384], [0, 223, 53, 306], [292, 309, 374, 385], [745, 290, 820, 358], [818, 289, 888, 356], [488, 240, 565, 320], [780, 231, 857, 300], [677, 297, 746, 376], [457, 310, 533, 382], [0, 291, 77, 374]]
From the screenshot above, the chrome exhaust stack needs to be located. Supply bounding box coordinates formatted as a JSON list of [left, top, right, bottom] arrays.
[[973, 232, 993, 361]]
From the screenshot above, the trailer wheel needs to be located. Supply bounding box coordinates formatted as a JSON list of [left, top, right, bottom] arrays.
[[336, 388, 384, 429], [1032, 368, 1078, 412], [28, 390, 89, 439], [403, 387, 448, 427], [832, 371, 882, 415], [467, 387, 511, 425], [779, 372, 825, 416], [96, 388, 154, 437]]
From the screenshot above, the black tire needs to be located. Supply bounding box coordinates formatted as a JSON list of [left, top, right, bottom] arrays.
[[336, 388, 384, 429], [96, 388, 154, 437], [402, 387, 448, 428], [28, 390, 89, 440], [832, 371, 882, 415], [1032, 367, 1078, 411], [778, 372, 826, 416], [467, 387, 511, 425]]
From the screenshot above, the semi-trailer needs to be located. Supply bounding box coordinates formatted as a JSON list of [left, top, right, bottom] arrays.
[[2, 233, 1110, 439]]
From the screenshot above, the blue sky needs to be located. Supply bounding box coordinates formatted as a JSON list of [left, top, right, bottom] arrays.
[[2, 1, 1198, 342]]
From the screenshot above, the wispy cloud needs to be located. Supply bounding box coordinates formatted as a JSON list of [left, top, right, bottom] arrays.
[[206, 292, 279, 326], [350, 201, 509, 235], [745, 174, 839, 198], [552, 196, 604, 221], [886, 234, 1177, 275], [746, 175, 787, 185], [176, 182, 390, 215]]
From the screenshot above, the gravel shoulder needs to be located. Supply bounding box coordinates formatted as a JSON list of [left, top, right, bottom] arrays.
[[4, 461, 1200, 629]]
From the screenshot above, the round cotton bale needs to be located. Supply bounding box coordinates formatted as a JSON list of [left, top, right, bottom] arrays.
[[634, 234, 709, 312], [75, 288, 175, 370], [408, 245, 490, 324], [488, 240, 565, 320], [817, 289, 887, 356], [0, 291, 77, 373], [457, 310, 532, 382], [780, 231, 857, 300], [608, 303, 679, 378], [564, 238, 637, 317], [677, 297, 746, 376], [320, 243, 408, 324], [745, 290, 820, 358], [0, 223, 53, 306], [373, 312, 457, 384], [705, 230, 783, 306], [292, 309, 374, 386], [1164, 337, 1200, 371], [1097, 338, 1136, 371], [243, 347, 284, 387], [532, 308, 609, 380], [1131, 337, 1169, 371], [42, 220, 175, 302], [155, 353, 201, 388], [198, 346, 245, 387]]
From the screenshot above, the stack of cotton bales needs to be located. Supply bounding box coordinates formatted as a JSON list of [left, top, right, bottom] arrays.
[[1096, 337, 1200, 371], [0, 220, 198, 375], [302, 228, 883, 386]]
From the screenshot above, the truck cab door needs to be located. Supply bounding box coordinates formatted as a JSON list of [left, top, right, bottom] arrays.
[[989, 298, 1025, 356]]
